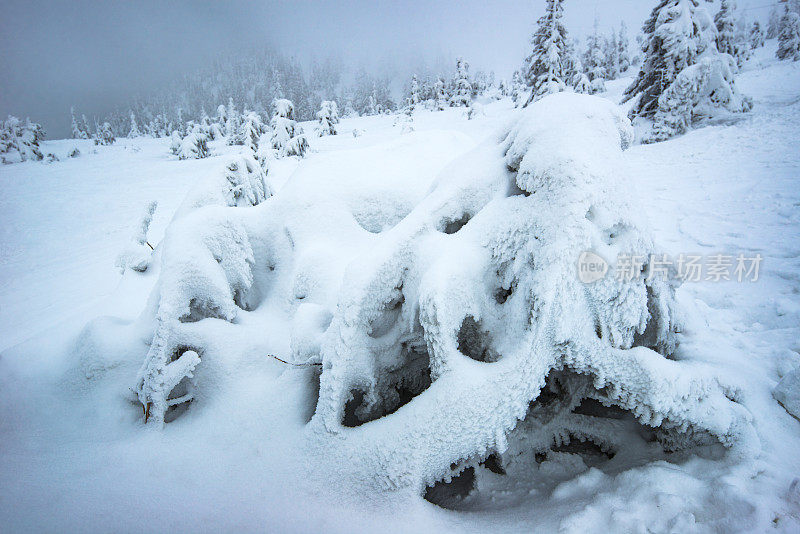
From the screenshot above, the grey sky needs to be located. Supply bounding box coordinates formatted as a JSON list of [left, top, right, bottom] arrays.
[[0, 0, 774, 138]]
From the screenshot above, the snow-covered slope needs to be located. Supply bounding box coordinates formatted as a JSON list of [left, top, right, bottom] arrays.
[[1, 50, 799, 532]]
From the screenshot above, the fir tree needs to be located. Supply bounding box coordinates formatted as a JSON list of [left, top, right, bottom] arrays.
[[623, 0, 751, 141], [70, 107, 85, 139], [604, 29, 621, 80], [80, 114, 91, 139], [715, 0, 736, 56], [315, 100, 339, 136], [433, 77, 447, 111], [767, 4, 783, 39], [225, 97, 240, 141], [239, 111, 264, 155], [583, 19, 607, 82], [618, 21, 632, 73], [177, 131, 210, 160], [450, 58, 472, 107], [270, 99, 308, 157], [572, 72, 591, 94], [409, 75, 421, 110], [750, 21, 765, 50], [129, 111, 141, 138], [510, 70, 524, 106], [523, 0, 568, 105], [777, 5, 800, 61], [562, 38, 581, 81], [94, 122, 115, 146], [18, 118, 44, 162]]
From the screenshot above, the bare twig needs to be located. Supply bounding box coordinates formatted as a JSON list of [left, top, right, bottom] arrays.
[[268, 354, 322, 367], [146, 241, 154, 250]]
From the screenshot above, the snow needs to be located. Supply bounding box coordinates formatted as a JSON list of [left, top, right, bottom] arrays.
[[2, 47, 800, 533]]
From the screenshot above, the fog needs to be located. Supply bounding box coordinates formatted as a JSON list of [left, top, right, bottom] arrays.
[[0, 0, 773, 138]]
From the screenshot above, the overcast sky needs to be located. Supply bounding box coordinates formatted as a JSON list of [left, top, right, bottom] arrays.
[[0, 0, 774, 138]]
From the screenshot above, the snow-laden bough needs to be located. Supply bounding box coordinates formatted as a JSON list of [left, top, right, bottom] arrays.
[[127, 93, 757, 496]]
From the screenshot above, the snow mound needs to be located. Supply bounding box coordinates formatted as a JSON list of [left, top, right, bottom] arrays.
[[97, 93, 755, 494]]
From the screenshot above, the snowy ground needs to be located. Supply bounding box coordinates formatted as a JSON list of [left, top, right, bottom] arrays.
[[1, 46, 800, 532]]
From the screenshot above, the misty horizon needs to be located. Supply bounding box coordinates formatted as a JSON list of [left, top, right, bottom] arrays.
[[1, 0, 774, 138]]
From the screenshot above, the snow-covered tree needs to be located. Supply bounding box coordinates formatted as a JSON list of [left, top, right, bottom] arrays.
[[623, 0, 751, 141], [618, 21, 632, 72], [270, 99, 309, 157], [169, 130, 182, 155], [315, 100, 339, 136], [239, 111, 265, 155], [767, 4, 783, 39], [777, 5, 800, 61], [18, 118, 44, 162], [225, 97, 240, 142], [124, 94, 756, 513], [128, 111, 141, 138], [715, 0, 747, 66], [433, 77, 447, 111], [735, 13, 753, 64], [409, 75, 421, 110], [583, 19, 607, 82], [523, 0, 568, 104], [216, 104, 227, 127], [750, 21, 765, 50], [0, 116, 19, 160], [604, 29, 621, 80], [94, 122, 115, 146], [450, 58, 472, 107], [70, 107, 87, 139], [572, 72, 591, 94], [177, 131, 210, 160], [562, 38, 582, 81], [510, 70, 524, 106], [715, 0, 737, 56]]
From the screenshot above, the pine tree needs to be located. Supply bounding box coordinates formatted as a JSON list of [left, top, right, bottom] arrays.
[[270, 99, 308, 157], [523, 0, 568, 105], [604, 29, 621, 80], [450, 58, 472, 107], [239, 111, 264, 155], [81, 115, 91, 138], [715, 0, 747, 66], [735, 13, 752, 64], [618, 21, 632, 73], [169, 130, 182, 155], [562, 38, 581, 81], [623, 0, 751, 141], [777, 5, 800, 61], [510, 70, 524, 106], [70, 107, 84, 139], [225, 97, 240, 141], [94, 122, 115, 145], [18, 118, 44, 161], [409, 75, 421, 110], [750, 21, 765, 50], [129, 111, 141, 138], [572, 72, 591, 94], [767, 5, 783, 39], [583, 19, 607, 82], [433, 77, 447, 111], [177, 130, 210, 160], [315, 101, 339, 136]]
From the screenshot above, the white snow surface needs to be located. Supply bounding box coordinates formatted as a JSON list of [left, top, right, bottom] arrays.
[[2, 48, 800, 533]]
